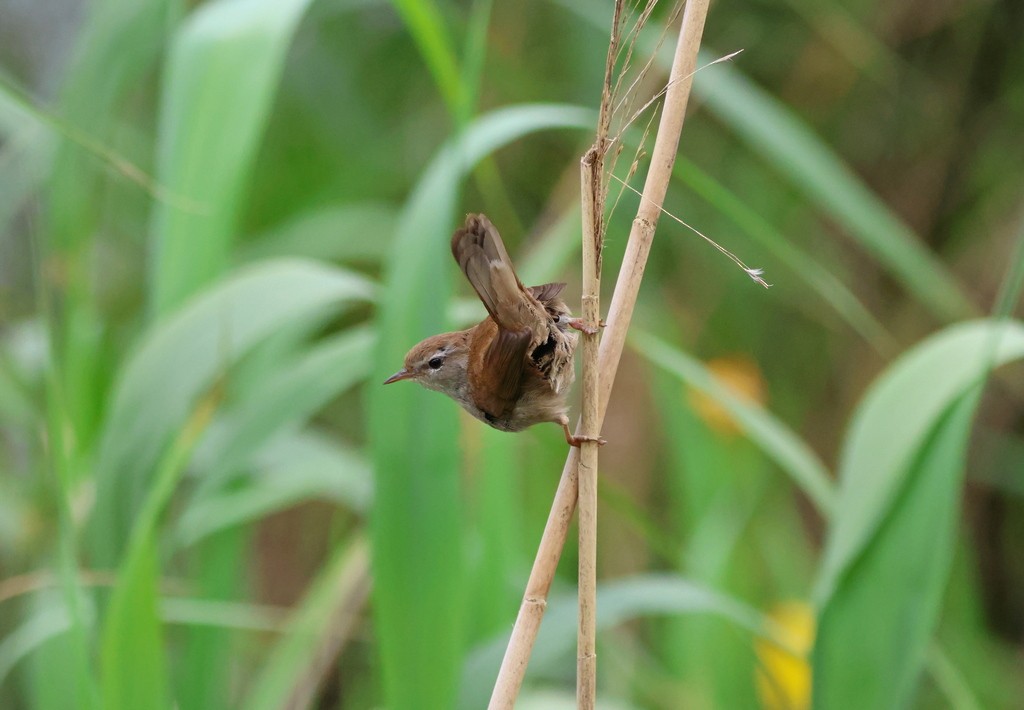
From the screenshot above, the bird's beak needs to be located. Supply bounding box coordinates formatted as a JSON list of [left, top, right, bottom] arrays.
[[383, 369, 414, 385]]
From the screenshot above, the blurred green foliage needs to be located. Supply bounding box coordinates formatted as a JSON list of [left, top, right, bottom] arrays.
[[1, 0, 1022, 708]]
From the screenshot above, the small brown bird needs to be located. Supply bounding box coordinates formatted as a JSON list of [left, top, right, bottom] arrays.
[[384, 213, 601, 446]]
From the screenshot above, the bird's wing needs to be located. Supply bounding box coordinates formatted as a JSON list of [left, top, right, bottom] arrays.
[[452, 214, 543, 334], [527, 282, 566, 303], [468, 322, 533, 418]]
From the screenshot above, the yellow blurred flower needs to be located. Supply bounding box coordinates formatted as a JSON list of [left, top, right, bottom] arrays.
[[755, 601, 815, 710], [687, 355, 767, 435]]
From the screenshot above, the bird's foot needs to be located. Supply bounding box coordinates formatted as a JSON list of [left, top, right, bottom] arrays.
[[566, 318, 605, 335], [561, 422, 607, 447], [569, 434, 607, 447]]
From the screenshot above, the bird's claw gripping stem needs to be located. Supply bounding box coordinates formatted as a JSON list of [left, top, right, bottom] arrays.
[[560, 422, 607, 447], [566, 317, 605, 335]]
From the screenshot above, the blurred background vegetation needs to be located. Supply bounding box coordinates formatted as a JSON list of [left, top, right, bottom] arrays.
[[1, 0, 1023, 708]]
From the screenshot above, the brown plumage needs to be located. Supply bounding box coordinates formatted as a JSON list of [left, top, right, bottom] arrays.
[[384, 213, 599, 446]]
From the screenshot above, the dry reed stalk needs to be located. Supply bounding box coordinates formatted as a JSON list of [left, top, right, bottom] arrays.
[[577, 150, 603, 709], [488, 0, 711, 706], [576, 0, 623, 702]]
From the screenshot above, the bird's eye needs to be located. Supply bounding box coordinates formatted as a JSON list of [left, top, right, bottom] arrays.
[[428, 356, 444, 370]]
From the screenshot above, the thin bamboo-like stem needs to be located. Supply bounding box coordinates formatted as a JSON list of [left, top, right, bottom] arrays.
[[488, 0, 711, 706], [576, 0, 621, 701], [577, 150, 603, 709]]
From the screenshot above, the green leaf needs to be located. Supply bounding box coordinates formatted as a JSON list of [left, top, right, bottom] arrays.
[[814, 394, 977, 709], [150, 0, 318, 314], [812, 319, 1024, 708], [91, 259, 373, 566], [517, 206, 584, 287], [815, 319, 1024, 602]]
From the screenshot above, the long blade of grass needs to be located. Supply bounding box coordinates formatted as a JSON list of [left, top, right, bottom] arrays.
[[461, 0, 495, 118], [467, 427, 528, 643], [99, 388, 217, 710], [387, 0, 468, 121], [672, 158, 893, 351], [150, 0, 317, 315], [369, 103, 592, 710], [631, 329, 836, 515], [391, 0, 528, 231]]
